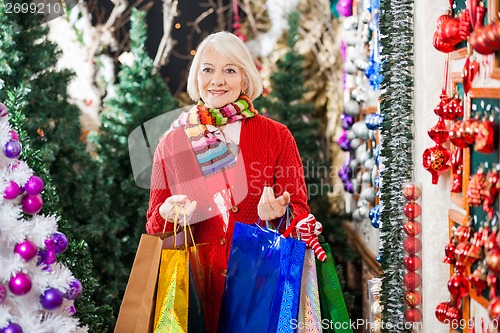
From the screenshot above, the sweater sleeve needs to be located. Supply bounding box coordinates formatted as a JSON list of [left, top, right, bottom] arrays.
[[146, 138, 174, 234], [274, 126, 310, 220]]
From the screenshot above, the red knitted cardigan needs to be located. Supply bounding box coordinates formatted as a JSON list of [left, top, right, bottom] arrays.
[[146, 114, 310, 333]]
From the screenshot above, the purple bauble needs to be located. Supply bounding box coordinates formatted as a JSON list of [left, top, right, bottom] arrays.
[[53, 232, 68, 254], [3, 181, 20, 200], [0, 103, 8, 117], [21, 194, 43, 215], [340, 113, 354, 130], [0, 322, 23, 333], [14, 240, 38, 261], [65, 279, 83, 300], [0, 284, 6, 304], [40, 288, 64, 310], [3, 140, 22, 159], [8, 272, 32, 296], [67, 305, 77, 315], [24, 175, 44, 195], [8, 130, 19, 141]]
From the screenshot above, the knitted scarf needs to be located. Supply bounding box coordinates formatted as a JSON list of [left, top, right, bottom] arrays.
[[172, 95, 258, 177]]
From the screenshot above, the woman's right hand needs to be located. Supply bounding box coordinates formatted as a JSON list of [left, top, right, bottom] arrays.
[[159, 195, 197, 224]]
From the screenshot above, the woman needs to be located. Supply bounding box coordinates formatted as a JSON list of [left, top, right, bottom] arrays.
[[146, 31, 321, 332]]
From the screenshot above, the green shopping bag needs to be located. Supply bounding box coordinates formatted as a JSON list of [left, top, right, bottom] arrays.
[[316, 243, 353, 333]]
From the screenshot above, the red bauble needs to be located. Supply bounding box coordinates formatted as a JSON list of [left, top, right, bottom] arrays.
[[404, 237, 422, 255], [404, 307, 422, 322], [402, 183, 422, 201], [446, 306, 461, 322], [435, 302, 450, 323], [404, 272, 422, 290], [443, 241, 456, 264], [403, 202, 422, 219], [405, 290, 422, 306], [486, 247, 500, 275], [404, 255, 422, 271], [403, 220, 422, 236], [448, 273, 470, 302], [488, 297, 500, 321]]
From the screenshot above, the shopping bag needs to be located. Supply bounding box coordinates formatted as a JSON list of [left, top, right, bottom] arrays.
[[218, 221, 306, 333], [153, 207, 209, 333], [297, 249, 323, 333], [316, 243, 353, 333], [114, 234, 163, 333]]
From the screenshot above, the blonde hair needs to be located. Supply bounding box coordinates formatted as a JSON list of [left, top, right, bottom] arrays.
[[186, 31, 263, 102]]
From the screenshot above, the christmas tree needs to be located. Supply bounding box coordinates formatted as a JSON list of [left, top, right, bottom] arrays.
[[0, 98, 87, 332], [88, 8, 179, 317], [0, 2, 113, 329]]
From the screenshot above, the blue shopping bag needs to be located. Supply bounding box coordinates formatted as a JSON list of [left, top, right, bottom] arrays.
[[218, 221, 306, 333]]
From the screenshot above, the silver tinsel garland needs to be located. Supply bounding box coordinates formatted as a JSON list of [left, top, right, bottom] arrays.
[[378, 0, 415, 332]]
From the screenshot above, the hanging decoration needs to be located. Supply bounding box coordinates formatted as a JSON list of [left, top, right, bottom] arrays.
[[377, 0, 414, 330]]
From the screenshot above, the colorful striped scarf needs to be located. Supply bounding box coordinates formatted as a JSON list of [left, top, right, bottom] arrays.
[[172, 95, 258, 177]]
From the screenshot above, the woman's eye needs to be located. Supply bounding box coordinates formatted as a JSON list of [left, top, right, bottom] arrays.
[[202, 67, 212, 73], [225, 68, 237, 74]]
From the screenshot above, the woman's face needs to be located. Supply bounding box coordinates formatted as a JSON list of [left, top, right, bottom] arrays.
[[197, 46, 246, 109]]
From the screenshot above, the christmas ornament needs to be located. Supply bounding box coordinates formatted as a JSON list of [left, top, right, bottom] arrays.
[[340, 113, 354, 130], [24, 175, 44, 195], [8, 272, 32, 296], [461, 57, 480, 94], [42, 238, 57, 265], [474, 118, 498, 153], [369, 205, 381, 228], [449, 120, 476, 148], [3, 181, 20, 200], [0, 103, 8, 117], [403, 237, 422, 255], [402, 183, 421, 201], [9, 130, 18, 141], [454, 225, 472, 243], [365, 113, 384, 130], [486, 247, 500, 275], [448, 273, 470, 303], [14, 240, 37, 261], [20, 194, 43, 215], [404, 272, 421, 290], [454, 242, 476, 267], [3, 140, 22, 159], [446, 306, 461, 322], [433, 31, 455, 53], [0, 323, 23, 333], [53, 232, 68, 254], [403, 220, 422, 236], [404, 307, 422, 322], [0, 284, 6, 304], [488, 296, 500, 321], [435, 302, 450, 323], [428, 118, 450, 144], [422, 144, 451, 184], [443, 240, 456, 264], [40, 288, 64, 310], [405, 290, 422, 306], [403, 202, 422, 219], [404, 255, 422, 271], [441, 96, 464, 121], [469, 264, 488, 295], [65, 279, 83, 300]]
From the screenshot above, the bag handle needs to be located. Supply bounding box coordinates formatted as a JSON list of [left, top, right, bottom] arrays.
[[170, 204, 197, 252]]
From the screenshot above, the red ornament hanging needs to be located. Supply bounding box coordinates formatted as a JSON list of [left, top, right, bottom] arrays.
[[428, 118, 450, 144], [461, 56, 480, 94], [404, 272, 422, 290], [469, 264, 488, 295], [422, 144, 451, 184], [443, 240, 457, 264], [454, 225, 472, 243], [488, 297, 500, 322], [435, 302, 451, 323], [448, 273, 470, 304], [403, 220, 422, 237], [486, 246, 500, 275], [446, 306, 461, 322], [474, 118, 498, 153], [404, 255, 422, 271]]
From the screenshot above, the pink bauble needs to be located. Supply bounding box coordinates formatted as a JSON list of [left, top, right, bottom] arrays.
[[0, 103, 8, 117], [8, 130, 19, 141], [0, 284, 6, 304], [24, 175, 44, 195], [21, 194, 43, 215], [9, 273, 32, 296], [14, 240, 38, 261], [3, 181, 20, 200]]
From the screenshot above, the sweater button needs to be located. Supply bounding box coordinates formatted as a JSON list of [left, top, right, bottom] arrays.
[[220, 238, 226, 246], [231, 206, 239, 213], [221, 269, 227, 277]]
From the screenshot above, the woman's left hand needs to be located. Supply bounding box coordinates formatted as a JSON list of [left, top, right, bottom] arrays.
[[257, 186, 290, 221]]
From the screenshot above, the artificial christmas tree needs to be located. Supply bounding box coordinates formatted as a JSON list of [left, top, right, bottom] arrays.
[[0, 100, 86, 332], [89, 9, 179, 318]]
